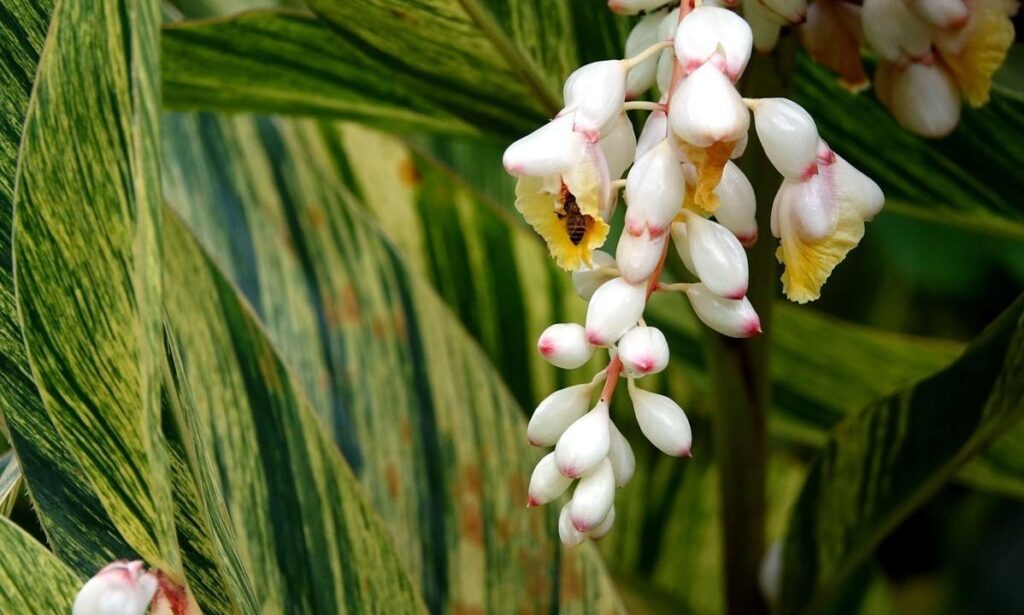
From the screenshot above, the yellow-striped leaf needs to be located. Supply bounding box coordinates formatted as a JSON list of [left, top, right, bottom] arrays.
[[0, 517, 81, 614]]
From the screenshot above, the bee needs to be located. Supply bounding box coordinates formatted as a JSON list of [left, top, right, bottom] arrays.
[[557, 187, 589, 246]]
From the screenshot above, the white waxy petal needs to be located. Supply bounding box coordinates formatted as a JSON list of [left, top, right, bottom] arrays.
[[601, 113, 637, 180], [608, 422, 636, 487], [616, 229, 668, 284], [555, 402, 611, 478], [773, 177, 834, 241], [908, 0, 969, 28], [618, 325, 670, 377], [861, 0, 933, 63], [589, 504, 616, 539], [760, 0, 808, 24], [608, 0, 673, 15], [636, 109, 670, 159], [685, 283, 762, 337], [675, 6, 754, 81], [624, 139, 686, 236], [886, 62, 961, 139], [73, 561, 159, 615], [670, 221, 698, 275], [752, 98, 820, 179], [558, 503, 587, 547], [713, 161, 758, 245], [731, 129, 749, 159], [831, 153, 885, 220], [628, 382, 693, 457], [656, 8, 680, 94], [684, 211, 749, 299], [743, 0, 784, 52], [528, 384, 593, 447], [527, 453, 572, 507], [569, 458, 616, 532], [669, 62, 750, 148], [760, 541, 784, 608], [625, 11, 665, 97], [503, 114, 586, 176], [585, 277, 648, 346], [572, 250, 618, 300], [563, 61, 629, 135], [538, 323, 594, 369]]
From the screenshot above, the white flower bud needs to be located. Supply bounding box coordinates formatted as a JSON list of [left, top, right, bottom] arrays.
[[616, 229, 667, 284], [563, 61, 629, 135], [624, 139, 686, 236], [752, 98, 820, 179], [685, 283, 762, 338], [625, 11, 664, 97], [503, 114, 586, 176], [713, 161, 758, 245], [885, 62, 961, 139], [628, 382, 693, 457], [589, 504, 616, 539], [636, 108, 670, 159], [656, 8, 680, 94], [742, 0, 784, 53], [683, 211, 749, 299], [674, 7, 753, 81], [528, 384, 593, 447], [585, 277, 648, 346], [618, 325, 670, 377], [669, 62, 750, 148], [558, 503, 587, 547], [760, 541, 784, 608], [537, 323, 594, 369], [608, 422, 636, 487], [569, 458, 616, 532], [670, 221, 697, 275], [73, 561, 158, 615], [601, 113, 638, 181], [555, 402, 611, 478], [608, 0, 672, 15], [760, 0, 809, 24], [572, 250, 618, 300], [527, 452, 572, 507], [908, 0, 969, 28], [862, 0, 933, 63]]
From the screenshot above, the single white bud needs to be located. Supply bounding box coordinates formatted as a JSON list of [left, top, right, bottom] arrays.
[[656, 8, 680, 94], [555, 402, 611, 478], [569, 458, 616, 532], [635, 108, 670, 160], [670, 221, 698, 275], [712, 161, 758, 245], [685, 283, 762, 338], [674, 6, 753, 81], [625, 11, 665, 98], [527, 452, 572, 507], [683, 211, 749, 299], [589, 504, 616, 539], [537, 323, 594, 369], [558, 503, 587, 547], [861, 0, 933, 63], [601, 113, 638, 181], [528, 384, 593, 447], [618, 325, 670, 377], [563, 60, 629, 135], [752, 98, 820, 179], [608, 422, 636, 487], [908, 0, 969, 28], [73, 561, 159, 615], [669, 62, 750, 148], [503, 114, 586, 176], [616, 229, 667, 284], [628, 382, 693, 457], [585, 277, 648, 346], [760, 541, 784, 608], [608, 0, 673, 15], [572, 250, 618, 300], [743, 0, 784, 53], [759, 0, 809, 24], [886, 62, 961, 139], [624, 140, 686, 236]]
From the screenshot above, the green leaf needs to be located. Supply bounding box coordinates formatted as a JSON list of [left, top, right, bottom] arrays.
[[0, 516, 81, 614], [778, 295, 1024, 614]]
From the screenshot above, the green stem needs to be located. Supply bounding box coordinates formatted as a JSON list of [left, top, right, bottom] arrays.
[[705, 38, 796, 615]]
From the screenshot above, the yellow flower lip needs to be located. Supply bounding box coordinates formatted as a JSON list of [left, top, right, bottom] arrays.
[[516, 175, 610, 271]]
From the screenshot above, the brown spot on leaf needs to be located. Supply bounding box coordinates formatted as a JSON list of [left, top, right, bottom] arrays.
[[398, 157, 421, 187]]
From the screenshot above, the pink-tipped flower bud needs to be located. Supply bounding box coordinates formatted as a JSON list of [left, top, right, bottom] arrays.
[[569, 458, 616, 532], [861, 0, 933, 63], [555, 402, 611, 478], [617, 325, 670, 378], [683, 211, 749, 299], [537, 323, 594, 369], [627, 382, 693, 457], [572, 250, 618, 300], [712, 161, 758, 245], [563, 61, 629, 135], [608, 0, 673, 15], [608, 422, 636, 487], [616, 230, 668, 284], [625, 11, 664, 98], [884, 62, 961, 139], [589, 504, 617, 539], [528, 384, 593, 447], [503, 114, 586, 177], [685, 283, 762, 338], [585, 277, 648, 346], [674, 6, 753, 81], [908, 0, 969, 28], [601, 113, 638, 181], [635, 107, 670, 159], [751, 98, 820, 179], [624, 139, 686, 236], [558, 503, 587, 547], [73, 561, 158, 615], [669, 62, 750, 148], [760, 0, 809, 24], [527, 452, 572, 507]]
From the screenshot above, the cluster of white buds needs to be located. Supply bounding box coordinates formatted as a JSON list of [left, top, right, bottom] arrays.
[[505, 2, 882, 545], [73, 560, 158, 615]]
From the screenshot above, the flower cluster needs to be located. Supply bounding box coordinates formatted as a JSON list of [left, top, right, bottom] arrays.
[[73, 560, 158, 615], [504, 2, 884, 545]]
